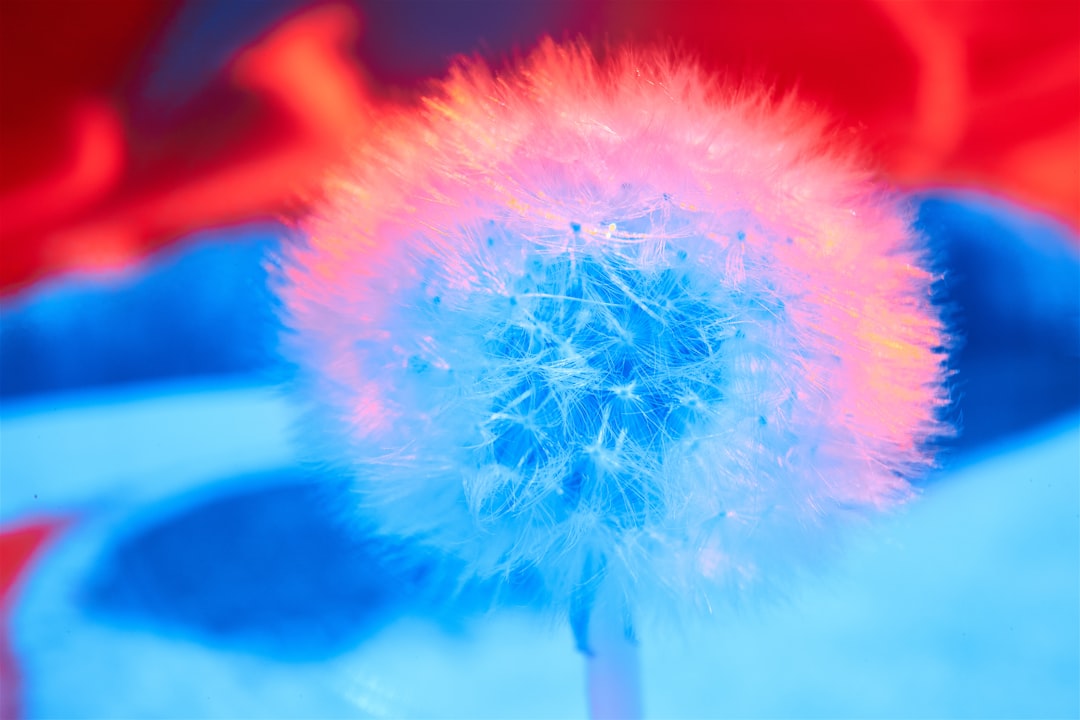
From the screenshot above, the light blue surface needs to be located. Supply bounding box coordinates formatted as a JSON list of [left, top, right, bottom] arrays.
[[4, 384, 1077, 718]]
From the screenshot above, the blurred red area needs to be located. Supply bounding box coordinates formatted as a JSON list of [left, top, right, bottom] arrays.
[[599, 0, 1079, 229], [0, 0, 1075, 292], [0, 518, 69, 720], [0, 1, 369, 296]]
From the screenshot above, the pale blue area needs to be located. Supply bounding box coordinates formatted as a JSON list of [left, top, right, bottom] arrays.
[[641, 413, 1079, 719], [5, 386, 1077, 718]]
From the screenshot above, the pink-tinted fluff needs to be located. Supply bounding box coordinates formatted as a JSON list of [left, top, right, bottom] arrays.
[[276, 41, 950, 617]]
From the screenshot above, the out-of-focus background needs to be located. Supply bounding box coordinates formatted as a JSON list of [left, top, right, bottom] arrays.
[[1, 2, 1077, 718]]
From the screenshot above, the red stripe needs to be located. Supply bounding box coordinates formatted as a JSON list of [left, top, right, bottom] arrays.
[[0, 518, 71, 720]]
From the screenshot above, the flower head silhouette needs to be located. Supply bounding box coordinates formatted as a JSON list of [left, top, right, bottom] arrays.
[[278, 41, 950, 618]]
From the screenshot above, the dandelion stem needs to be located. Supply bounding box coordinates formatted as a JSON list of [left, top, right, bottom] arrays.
[[573, 589, 643, 720]]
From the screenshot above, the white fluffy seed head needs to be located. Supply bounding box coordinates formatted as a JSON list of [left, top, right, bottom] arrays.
[[276, 41, 951, 619]]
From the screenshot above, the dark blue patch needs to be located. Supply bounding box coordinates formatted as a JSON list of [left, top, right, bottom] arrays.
[[408, 355, 431, 374], [915, 194, 1080, 453], [83, 471, 542, 660], [82, 473, 429, 661], [0, 230, 282, 398]]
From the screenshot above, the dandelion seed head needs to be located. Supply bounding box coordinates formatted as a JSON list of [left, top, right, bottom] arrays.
[[277, 41, 951, 616]]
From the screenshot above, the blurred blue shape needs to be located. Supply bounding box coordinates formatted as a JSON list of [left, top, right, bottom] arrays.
[[79, 470, 540, 663], [915, 192, 1080, 450], [0, 227, 283, 399], [81, 473, 413, 661]]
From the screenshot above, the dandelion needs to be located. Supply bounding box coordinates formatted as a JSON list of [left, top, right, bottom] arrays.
[[277, 40, 950, 717]]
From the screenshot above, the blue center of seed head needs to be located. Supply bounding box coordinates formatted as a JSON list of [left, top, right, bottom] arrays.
[[480, 245, 727, 528]]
